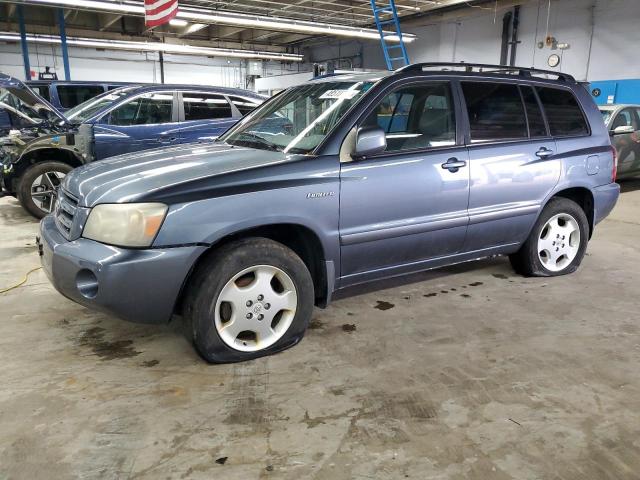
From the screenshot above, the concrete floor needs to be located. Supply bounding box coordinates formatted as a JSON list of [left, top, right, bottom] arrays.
[[1, 181, 639, 480]]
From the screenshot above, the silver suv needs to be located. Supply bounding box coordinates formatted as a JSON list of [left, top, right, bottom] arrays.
[[37, 63, 620, 363]]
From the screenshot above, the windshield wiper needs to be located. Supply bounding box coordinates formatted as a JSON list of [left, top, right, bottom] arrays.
[[230, 132, 281, 152]]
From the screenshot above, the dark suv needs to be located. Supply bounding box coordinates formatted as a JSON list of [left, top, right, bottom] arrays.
[[38, 63, 620, 363]]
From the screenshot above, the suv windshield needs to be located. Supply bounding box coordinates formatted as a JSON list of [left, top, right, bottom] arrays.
[[220, 80, 375, 154], [65, 87, 136, 124], [0, 87, 61, 127]]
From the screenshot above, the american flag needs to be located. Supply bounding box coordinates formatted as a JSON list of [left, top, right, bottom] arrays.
[[144, 0, 179, 27]]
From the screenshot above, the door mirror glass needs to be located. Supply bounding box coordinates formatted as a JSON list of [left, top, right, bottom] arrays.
[[353, 126, 387, 158], [612, 125, 634, 135]]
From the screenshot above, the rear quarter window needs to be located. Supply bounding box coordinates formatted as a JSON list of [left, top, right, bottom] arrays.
[[536, 87, 589, 137]]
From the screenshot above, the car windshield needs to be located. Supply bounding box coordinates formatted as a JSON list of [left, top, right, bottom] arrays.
[[600, 109, 613, 124], [65, 87, 136, 124], [0, 87, 61, 126], [219, 80, 376, 154]]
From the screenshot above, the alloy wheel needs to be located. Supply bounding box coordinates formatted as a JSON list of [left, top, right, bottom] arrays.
[[30, 171, 66, 213], [214, 265, 298, 352], [537, 213, 581, 272]]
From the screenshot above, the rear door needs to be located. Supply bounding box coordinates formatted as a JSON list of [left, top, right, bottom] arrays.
[[339, 80, 470, 285], [462, 81, 560, 252], [93, 90, 179, 159], [177, 91, 238, 144]]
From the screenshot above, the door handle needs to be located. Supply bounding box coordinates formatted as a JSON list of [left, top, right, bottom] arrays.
[[441, 157, 467, 172], [535, 147, 554, 159], [159, 136, 178, 143]]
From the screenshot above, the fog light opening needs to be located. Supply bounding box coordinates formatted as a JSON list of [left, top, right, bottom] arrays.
[[76, 269, 99, 299]]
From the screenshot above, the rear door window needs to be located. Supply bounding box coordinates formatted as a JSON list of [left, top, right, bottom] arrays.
[[182, 92, 232, 121], [536, 87, 589, 137], [109, 92, 174, 126], [461, 82, 527, 142], [56, 85, 105, 109]]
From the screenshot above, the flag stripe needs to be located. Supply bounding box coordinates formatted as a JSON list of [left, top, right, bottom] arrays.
[[145, 0, 178, 26]]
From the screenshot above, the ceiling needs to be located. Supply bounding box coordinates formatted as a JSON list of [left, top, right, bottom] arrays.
[[0, 0, 486, 54]]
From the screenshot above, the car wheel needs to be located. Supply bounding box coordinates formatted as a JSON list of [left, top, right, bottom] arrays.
[[509, 197, 589, 277], [18, 162, 73, 219], [184, 238, 314, 363]]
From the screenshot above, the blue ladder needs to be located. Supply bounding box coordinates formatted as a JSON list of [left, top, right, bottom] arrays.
[[370, 0, 410, 70]]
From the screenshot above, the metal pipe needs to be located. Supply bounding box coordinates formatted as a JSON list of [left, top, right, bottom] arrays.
[[17, 5, 31, 80], [500, 11, 512, 65], [159, 50, 165, 84], [509, 5, 520, 67], [57, 8, 71, 79]]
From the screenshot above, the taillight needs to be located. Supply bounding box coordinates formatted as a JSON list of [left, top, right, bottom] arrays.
[[610, 145, 618, 182]]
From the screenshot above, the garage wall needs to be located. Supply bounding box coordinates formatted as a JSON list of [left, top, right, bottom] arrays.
[[0, 42, 303, 88], [307, 0, 640, 82]]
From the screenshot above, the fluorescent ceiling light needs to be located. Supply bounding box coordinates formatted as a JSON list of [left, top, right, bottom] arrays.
[[169, 18, 188, 27], [0, 32, 304, 61], [184, 23, 207, 35], [12, 0, 416, 43]]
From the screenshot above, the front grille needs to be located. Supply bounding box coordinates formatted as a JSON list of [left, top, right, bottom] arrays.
[[55, 189, 79, 239]]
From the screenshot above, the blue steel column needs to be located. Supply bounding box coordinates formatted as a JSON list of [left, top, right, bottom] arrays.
[[17, 5, 31, 80], [57, 8, 71, 80]]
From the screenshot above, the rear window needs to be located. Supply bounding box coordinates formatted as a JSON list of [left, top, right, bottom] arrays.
[[182, 93, 232, 121], [56, 85, 105, 109], [462, 82, 527, 142], [536, 87, 589, 137]]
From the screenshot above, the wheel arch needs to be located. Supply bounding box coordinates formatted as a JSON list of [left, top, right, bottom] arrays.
[[174, 222, 331, 317], [16, 147, 84, 179], [549, 186, 595, 238]]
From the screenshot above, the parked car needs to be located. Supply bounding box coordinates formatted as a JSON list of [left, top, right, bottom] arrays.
[[27, 80, 134, 111], [599, 104, 640, 179], [0, 74, 265, 218], [38, 63, 620, 363]]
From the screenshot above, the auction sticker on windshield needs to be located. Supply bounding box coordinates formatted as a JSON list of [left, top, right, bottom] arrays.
[[319, 89, 360, 100]]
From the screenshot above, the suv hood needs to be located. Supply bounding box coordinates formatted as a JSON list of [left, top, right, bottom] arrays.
[[0, 74, 67, 126], [64, 142, 303, 207]]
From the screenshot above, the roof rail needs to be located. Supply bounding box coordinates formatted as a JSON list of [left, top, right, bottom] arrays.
[[396, 62, 576, 82]]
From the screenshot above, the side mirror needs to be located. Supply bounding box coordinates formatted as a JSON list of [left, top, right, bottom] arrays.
[[352, 126, 387, 159], [611, 125, 635, 135]]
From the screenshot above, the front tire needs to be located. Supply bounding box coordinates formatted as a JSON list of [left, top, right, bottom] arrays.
[[509, 197, 589, 277], [18, 161, 73, 219], [184, 238, 314, 363]]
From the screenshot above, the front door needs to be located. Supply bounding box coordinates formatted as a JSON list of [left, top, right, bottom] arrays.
[[610, 107, 640, 178], [461, 82, 561, 251], [339, 81, 470, 286], [93, 90, 180, 160], [177, 91, 238, 144]]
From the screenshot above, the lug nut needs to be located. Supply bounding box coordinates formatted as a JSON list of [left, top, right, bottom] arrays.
[[246, 313, 253, 319], [246, 300, 253, 307], [257, 314, 264, 320], [257, 294, 264, 301], [264, 303, 270, 310]]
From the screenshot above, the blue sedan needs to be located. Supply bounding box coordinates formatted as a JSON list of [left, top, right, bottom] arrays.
[[0, 76, 265, 218]]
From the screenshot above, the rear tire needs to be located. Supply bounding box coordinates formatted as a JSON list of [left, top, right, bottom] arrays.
[[184, 238, 314, 363], [509, 197, 589, 277], [18, 161, 73, 219]]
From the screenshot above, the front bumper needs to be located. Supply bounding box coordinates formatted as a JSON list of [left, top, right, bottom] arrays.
[[38, 215, 207, 324], [593, 182, 620, 225]]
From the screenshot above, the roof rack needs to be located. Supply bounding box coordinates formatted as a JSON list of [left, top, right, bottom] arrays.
[[396, 62, 576, 82]]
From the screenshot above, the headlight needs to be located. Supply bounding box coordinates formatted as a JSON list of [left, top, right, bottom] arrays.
[[83, 203, 168, 247]]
